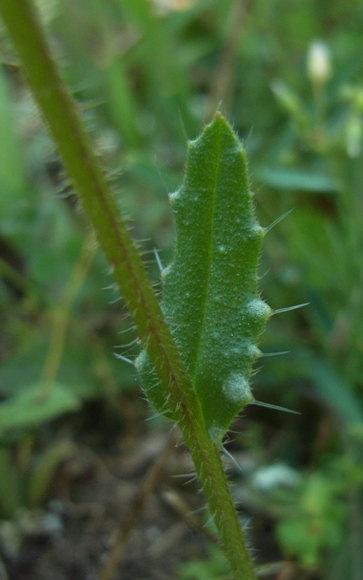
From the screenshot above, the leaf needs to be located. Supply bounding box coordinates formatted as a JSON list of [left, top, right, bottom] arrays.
[[0, 67, 27, 217], [0, 449, 21, 517], [0, 382, 81, 435], [137, 113, 270, 444], [27, 440, 78, 508], [257, 167, 337, 193], [299, 354, 363, 428]]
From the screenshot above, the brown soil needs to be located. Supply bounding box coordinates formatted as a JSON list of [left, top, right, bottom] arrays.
[[0, 428, 213, 580]]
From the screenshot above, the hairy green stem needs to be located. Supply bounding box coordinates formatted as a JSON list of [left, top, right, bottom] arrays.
[[0, 1, 256, 577]]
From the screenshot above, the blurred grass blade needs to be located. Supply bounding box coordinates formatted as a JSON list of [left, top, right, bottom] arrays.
[[302, 355, 363, 428]]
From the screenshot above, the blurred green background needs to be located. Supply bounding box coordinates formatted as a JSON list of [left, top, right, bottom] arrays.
[[1, 0, 363, 578]]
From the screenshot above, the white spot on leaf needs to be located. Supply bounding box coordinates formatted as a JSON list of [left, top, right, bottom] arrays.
[[222, 372, 253, 405]]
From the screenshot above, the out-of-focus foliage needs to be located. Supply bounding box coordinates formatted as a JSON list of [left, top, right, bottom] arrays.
[[1, 0, 363, 576]]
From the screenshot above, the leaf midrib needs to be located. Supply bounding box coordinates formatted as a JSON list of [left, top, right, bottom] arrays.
[[191, 121, 223, 379]]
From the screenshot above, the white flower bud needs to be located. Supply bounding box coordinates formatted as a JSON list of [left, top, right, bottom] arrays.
[[307, 41, 331, 87]]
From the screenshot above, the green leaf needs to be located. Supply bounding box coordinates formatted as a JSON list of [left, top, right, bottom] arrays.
[[0, 67, 27, 217], [276, 474, 345, 567], [27, 440, 78, 508], [137, 113, 270, 443], [257, 167, 337, 193], [300, 355, 363, 428], [0, 448, 21, 517], [0, 382, 80, 435]]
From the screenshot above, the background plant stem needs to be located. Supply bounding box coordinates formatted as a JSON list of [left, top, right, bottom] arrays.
[[40, 234, 96, 386], [0, 0, 256, 577]]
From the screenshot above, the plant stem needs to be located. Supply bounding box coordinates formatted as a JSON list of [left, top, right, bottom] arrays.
[[0, 1, 257, 577], [40, 234, 96, 387]]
